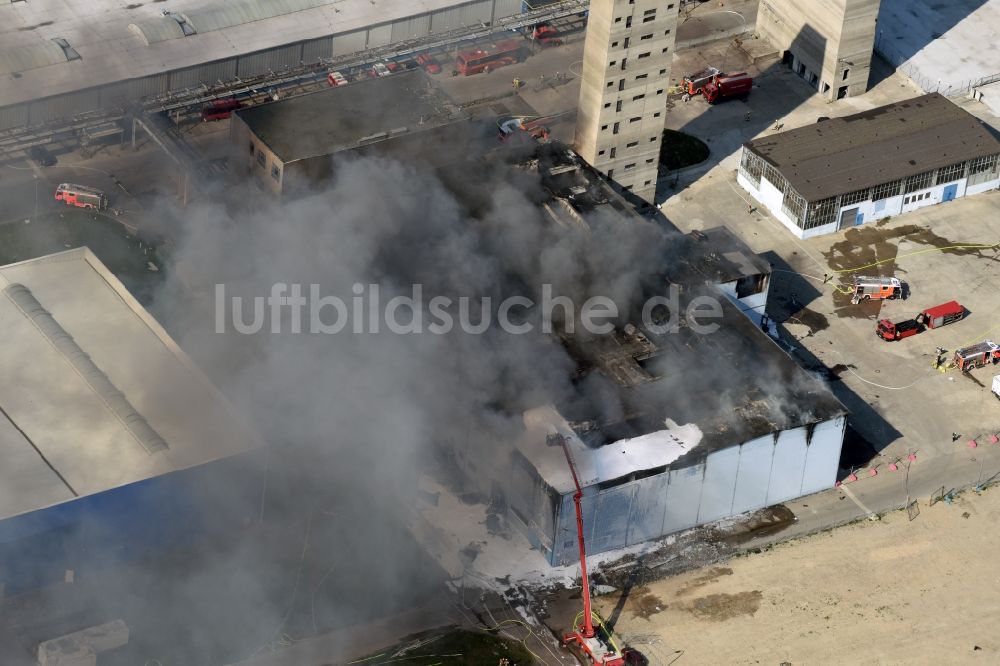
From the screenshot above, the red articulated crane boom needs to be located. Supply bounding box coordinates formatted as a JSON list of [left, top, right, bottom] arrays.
[[548, 434, 625, 666]]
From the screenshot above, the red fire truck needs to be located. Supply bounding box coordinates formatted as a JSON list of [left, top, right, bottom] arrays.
[[703, 72, 753, 103], [454, 39, 524, 75], [954, 341, 1000, 372], [851, 275, 903, 304], [876, 300, 964, 341], [54, 183, 108, 211]]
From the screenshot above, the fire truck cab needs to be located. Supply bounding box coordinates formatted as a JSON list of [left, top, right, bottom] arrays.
[[683, 67, 720, 95], [54, 183, 108, 211], [851, 276, 902, 304]]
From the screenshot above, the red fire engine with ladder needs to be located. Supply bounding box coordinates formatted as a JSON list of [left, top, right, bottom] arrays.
[[548, 434, 626, 666]]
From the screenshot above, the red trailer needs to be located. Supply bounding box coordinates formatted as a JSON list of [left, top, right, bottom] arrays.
[[454, 39, 524, 75], [917, 300, 964, 329], [703, 72, 752, 103]]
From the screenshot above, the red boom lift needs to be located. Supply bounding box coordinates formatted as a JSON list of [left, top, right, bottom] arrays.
[[549, 434, 625, 666]]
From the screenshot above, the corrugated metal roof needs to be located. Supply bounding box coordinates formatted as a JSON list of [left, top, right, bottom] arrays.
[[0, 40, 69, 76], [128, 18, 187, 45], [0, 248, 266, 522], [182, 0, 336, 34], [746, 92, 1000, 202]]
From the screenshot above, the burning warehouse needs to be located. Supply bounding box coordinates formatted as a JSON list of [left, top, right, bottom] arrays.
[[441, 147, 847, 566]]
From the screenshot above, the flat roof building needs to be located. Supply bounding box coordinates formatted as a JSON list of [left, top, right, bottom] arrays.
[[737, 92, 1000, 238], [0, 248, 265, 593], [231, 69, 468, 195]]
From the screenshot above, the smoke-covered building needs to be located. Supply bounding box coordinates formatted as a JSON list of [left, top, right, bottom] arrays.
[[451, 147, 847, 565], [231, 70, 469, 196], [0, 248, 265, 594], [738, 92, 1000, 238]]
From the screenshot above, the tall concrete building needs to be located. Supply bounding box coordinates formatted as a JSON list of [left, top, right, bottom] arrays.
[[575, 0, 681, 203], [757, 0, 881, 100]]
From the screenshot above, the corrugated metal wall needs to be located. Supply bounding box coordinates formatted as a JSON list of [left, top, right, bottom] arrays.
[[169, 59, 238, 90], [391, 14, 432, 42], [493, 0, 524, 20], [331, 29, 367, 56], [0, 104, 29, 131], [28, 88, 101, 124], [127, 73, 171, 100], [543, 416, 847, 565], [302, 36, 333, 63], [238, 44, 303, 77], [460, 0, 494, 25], [366, 24, 394, 49]]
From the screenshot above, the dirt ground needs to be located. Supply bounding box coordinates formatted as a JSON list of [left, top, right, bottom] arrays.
[[590, 485, 1000, 665]]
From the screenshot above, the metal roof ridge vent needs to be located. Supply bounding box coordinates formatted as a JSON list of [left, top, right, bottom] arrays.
[[51, 38, 81, 61], [3, 283, 169, 454], [388, 126, 409, 136]]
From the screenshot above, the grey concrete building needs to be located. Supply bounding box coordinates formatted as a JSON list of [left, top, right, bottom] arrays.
[[574, 0, 681, 202], [231, 70, 468, 196], [756, 0, 880, 100]]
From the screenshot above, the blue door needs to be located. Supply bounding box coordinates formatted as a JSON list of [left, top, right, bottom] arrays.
[[855, 210, 865, 225], [943, 183, 958, 202]]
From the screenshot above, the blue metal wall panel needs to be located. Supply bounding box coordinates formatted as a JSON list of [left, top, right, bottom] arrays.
[[662, 463, 703, 533], [0, 452, 263, 594], [767, 428, 808, 504], [589, 484, 634, 554], [626, 474, 668, 546], [800, 417, 846, 495], [731, 435, 775, 514], [697, 447, 740, 523]]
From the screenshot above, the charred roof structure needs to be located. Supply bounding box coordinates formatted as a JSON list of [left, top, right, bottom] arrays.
[[738, 93, 1000, 238]]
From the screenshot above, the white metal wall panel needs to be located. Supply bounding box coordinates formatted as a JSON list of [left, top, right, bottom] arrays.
[[697, 447, 741, 523], [626, 474, 669, 546], [662, 464, 703, 533], [731, 435, 775, 515], [127, 73, 170, 100], [493, 0, 524, 20], [459, 0, 493, 25], [391, 15, 432, 42], [367, 24, 393, 49], [766, 427, 809, 504], [431, 6, 465, 32], [589, 484, 634, 554], [238, 44, 301, 77], [800, 416, 846, 495], [302, 37, 333, 63], [170, 59, 238, 89], [331, 30, 367, 56], [0, 104, 29, 131]]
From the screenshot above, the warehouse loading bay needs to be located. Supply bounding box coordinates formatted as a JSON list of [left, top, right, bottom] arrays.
[[5, 2, 1000, 665]]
